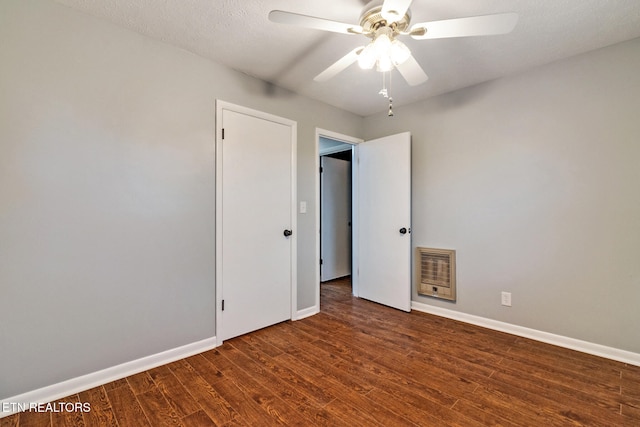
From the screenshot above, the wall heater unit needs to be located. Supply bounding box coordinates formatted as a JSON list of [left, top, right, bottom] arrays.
[[417, 247, 456, 301]]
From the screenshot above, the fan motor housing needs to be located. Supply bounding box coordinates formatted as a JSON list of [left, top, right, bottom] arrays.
[[359, 2, 411, 35]]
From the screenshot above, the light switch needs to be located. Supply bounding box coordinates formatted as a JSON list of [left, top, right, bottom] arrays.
[[299, 201, 307, 214]]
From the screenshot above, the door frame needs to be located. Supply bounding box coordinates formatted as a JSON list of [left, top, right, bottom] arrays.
[[315, 129, 362, 309], [216, 100, 297, 345]]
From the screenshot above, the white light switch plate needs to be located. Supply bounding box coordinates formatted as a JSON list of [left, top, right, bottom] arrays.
[[501, 291, 512, 307], [299, 201, 307, 214]]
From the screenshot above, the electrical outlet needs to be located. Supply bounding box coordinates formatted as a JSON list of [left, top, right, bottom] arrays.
[[501, 292, 512, 307]]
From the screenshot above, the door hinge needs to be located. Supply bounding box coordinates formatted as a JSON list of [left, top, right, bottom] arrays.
[[222, 299, 225, 311], [320, 166, 323, 173], [222, 128, 225, 139], [320, 258, 323, 265]]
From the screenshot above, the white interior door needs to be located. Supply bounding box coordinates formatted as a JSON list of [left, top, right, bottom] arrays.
[[216, 102, 296, 341], [320, 156, 351, 281], [356, 132, 411, 312]]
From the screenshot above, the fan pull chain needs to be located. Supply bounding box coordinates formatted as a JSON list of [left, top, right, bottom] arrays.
[[378, 71, 388, 98], [378, 72, 394, 116], [388, 71, 394, 117]]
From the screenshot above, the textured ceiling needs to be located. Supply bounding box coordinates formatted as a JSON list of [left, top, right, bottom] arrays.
[[54, 0, 640, 116]]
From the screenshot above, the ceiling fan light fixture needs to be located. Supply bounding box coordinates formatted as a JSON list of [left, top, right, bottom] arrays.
[[359, 25, 410, 72], [390, 39, 411, 65], [357, 43, 377, 69], [376, 54, 393, 72], [373, 33, 392, 55]]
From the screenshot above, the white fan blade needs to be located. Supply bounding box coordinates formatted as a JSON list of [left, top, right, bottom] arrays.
[[381, 0, 413, 24], [269, 10, 362, 35], [314, 47, 364, 82], [395, 55, 428, 86], [410, 13, 518, 40]]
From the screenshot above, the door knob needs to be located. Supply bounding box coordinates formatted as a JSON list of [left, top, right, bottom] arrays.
[[283, 229, 293, 237], [399, 227, 408, 235]]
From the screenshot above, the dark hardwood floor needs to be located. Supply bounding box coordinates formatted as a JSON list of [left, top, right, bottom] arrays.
[[3, 277, 639, 426]]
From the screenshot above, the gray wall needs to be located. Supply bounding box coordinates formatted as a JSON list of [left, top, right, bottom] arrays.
[[363, 37, 640, 353], [0, 0, 361, 399]]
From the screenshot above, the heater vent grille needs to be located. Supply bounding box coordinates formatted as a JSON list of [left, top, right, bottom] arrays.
[[417, 247, 456, 301]]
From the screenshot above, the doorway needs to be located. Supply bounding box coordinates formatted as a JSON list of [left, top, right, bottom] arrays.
[[320, 138, 353, 283], [314, 129, 362, 311], [315, 129, 412, 313]]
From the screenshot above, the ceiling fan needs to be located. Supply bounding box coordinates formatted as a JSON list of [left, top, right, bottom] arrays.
[[269, 0, 518, 87]]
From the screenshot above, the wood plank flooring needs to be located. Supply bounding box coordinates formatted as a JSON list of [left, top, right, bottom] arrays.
[[3, 277, 639, 426]]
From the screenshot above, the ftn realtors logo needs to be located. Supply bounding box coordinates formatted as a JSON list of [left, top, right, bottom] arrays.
[[2, 401, 91, 414]]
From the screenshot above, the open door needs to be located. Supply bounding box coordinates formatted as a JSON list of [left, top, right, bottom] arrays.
[[355, 132, 411, 312]]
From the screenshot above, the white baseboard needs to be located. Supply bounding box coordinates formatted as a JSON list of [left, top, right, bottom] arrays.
[[295, 305, 319, 321], [0, 336, 217, 419], [411, 301, 640, 367]]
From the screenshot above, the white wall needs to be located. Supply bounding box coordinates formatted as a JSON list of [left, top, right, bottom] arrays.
[[0, 0, 361, 399], [363, 37, 640, 353]]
